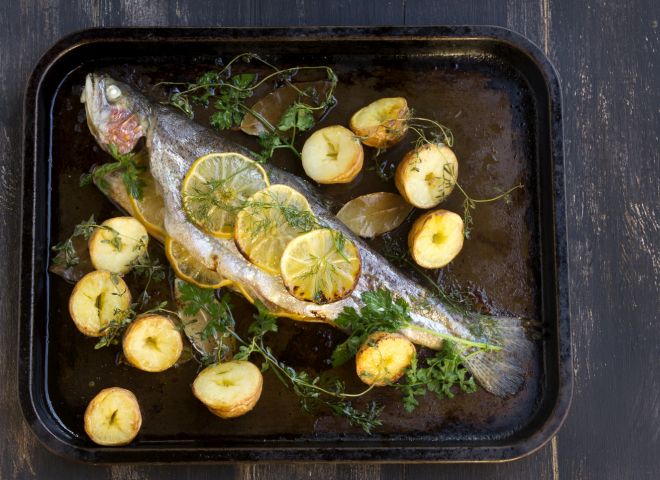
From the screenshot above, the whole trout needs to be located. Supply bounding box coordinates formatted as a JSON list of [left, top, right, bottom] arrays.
[[81, 73, 533, 396]]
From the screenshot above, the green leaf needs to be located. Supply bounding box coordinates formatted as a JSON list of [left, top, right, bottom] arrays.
[[330, 289, 409, 367], [278, 103, 315, 132], [249, 299, 278, 336], [232, 73, 256, 89]]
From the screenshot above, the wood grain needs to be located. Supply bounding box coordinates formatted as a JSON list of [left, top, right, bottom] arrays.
[[1, 0, 658, 478]]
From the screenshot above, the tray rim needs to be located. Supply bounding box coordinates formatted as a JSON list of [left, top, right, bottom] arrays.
[[19, 25, 571, 464]]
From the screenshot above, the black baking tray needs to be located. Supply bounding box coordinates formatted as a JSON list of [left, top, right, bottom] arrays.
[[20, 26, 571, 463]]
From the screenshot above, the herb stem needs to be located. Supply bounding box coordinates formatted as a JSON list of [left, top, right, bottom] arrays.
[[404, 324, 501, 352], [454, 182, 524, 204]]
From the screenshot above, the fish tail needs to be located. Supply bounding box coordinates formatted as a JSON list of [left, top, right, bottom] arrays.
[[459, 315, 534, 397]]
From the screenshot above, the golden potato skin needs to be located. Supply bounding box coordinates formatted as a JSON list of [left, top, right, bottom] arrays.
[[122, 314, 184, 372], [355, 332, 416, 386], [395, 143, 459, 209], [84, 387, 142, 446], [350, 97, 410, 149], [192, 361, 263, 419], [68, 270, 132, 337], [408, 209, 465, 269]]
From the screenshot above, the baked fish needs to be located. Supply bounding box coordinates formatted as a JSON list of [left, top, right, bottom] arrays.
[[81, 73, 533, 396]]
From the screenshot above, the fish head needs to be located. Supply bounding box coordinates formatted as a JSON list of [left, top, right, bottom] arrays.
[[81, 73, 151, 155]]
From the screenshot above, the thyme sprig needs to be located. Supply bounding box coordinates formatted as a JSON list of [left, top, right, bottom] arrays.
[[94, 300, 170, 350], [159, 53, 338, 163], [80, 144, 146, 200], [51, 215, 122, 268], [454, 182, 524, 239], [178, 282, 382, 434]]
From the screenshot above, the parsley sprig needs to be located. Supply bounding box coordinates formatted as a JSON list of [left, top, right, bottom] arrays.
[[331, 289, 410, 367], [159, 53, 338, 163], [397, 342, 477, 412], [177, 282, 382, 434], [331, 288, 500, 369], [80, 144, 146, 200]]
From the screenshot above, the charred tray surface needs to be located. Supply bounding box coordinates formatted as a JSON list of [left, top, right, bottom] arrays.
[[20, 26, 570, 463]]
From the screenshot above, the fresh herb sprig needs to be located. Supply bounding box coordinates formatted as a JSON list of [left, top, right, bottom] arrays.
[[331, 288, 500, 368], [454, 182, 524, 239], [331, 289, 410, 367], [51, 215, 120, 268], [178, 282, 382, 434], [131, 254, 167, 309], [397, 341, 477, 412], [94, 300, 170, 350], [159, 53, 338, 163], [80, 144, 146, 200]]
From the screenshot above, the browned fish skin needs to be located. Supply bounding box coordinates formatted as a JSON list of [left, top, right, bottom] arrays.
[[82, 73, 533, 396]]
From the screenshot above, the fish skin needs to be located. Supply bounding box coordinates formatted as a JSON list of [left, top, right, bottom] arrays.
[[82, 73, 533, 396]]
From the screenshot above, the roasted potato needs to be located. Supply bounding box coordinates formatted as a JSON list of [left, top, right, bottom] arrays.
[[355, 332, 416, 386], [84, 387, 142, 446], [89, 216, 149, 274], [395, 143, 458, 209], [301, 125, 364, 184], [69, 270, 132, 337], [408, 209, 464, 268], [192, 361, 263, 419], [349, 97, 410, 148], [122, 314, 183, 372]]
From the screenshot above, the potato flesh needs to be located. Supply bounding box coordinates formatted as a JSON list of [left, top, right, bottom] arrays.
[[408, 209, 464, 268], [301, 125, 364, 184], [356, 332, 416, 386], [69, 270, 131, 336], [192, 360, 263, 418], [84, 387, 142, 446], [350, 97, 409, 148], [89, 216, 149, 274], [122, 315, 183, 372], [395, 144, 458, 209]]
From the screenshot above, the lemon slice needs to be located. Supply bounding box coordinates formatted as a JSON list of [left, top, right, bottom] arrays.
[[165, 236, 232, 289], [234, 184, 317, 274], [129, 169, 167, 242], [181, 152, 269, 238], [280, 228, 361, 304]]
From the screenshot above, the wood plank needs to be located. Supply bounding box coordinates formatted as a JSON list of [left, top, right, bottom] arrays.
[[547, 0, 660, 477]]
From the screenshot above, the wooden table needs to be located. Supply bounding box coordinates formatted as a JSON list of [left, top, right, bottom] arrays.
[[1, 1, 658, 478]]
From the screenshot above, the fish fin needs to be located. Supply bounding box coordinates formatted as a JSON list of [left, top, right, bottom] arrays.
[[460, 316, 534, 397]]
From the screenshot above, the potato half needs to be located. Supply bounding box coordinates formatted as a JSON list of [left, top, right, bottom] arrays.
[[69, 270, 132, 337], [355, 332, 416, 386], [122, 314, 183, 372], [301, 125, 364, 184], [192, 361, 263, 419], [395, 143, 458, 209], [84, 387, 142, 446], [89, 216, 149, 274], [408, 209, 465, 269], [349, 97, 410, 148]]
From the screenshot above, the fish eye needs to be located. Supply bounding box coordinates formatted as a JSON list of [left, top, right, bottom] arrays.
[[105, 85, 122, 102]]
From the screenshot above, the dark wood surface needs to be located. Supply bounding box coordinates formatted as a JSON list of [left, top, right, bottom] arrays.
[[1, 0, 658, 478]]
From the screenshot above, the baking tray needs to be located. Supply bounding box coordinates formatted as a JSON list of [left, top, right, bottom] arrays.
[[20, 26, 571, 463]]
